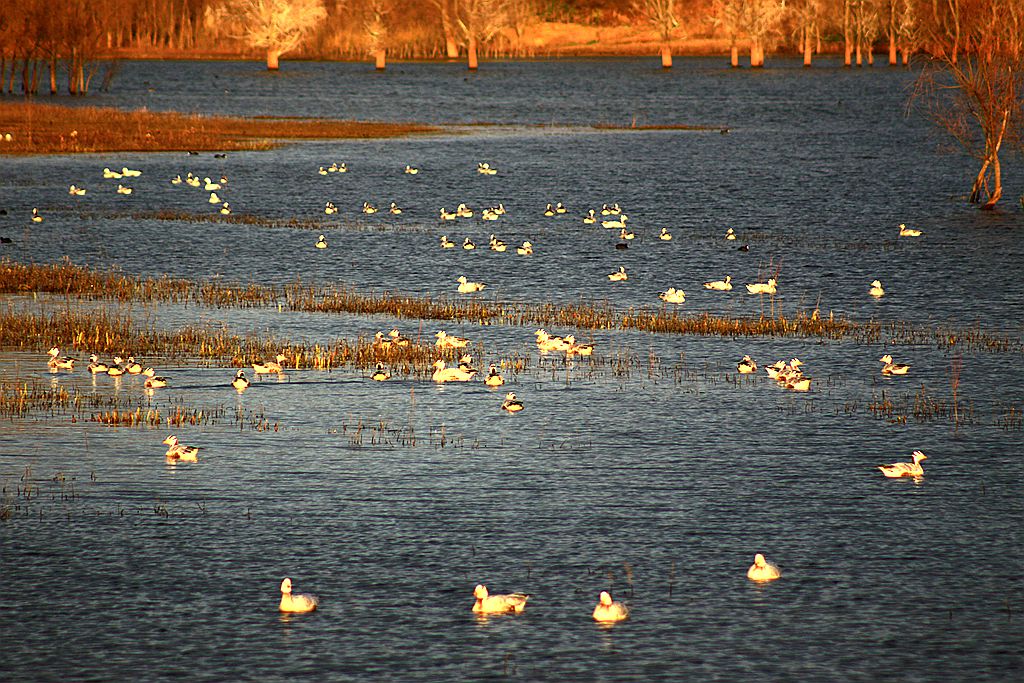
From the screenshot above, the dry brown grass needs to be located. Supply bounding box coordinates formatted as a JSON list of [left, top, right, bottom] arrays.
[[3, 260, 1020, 353], [0, 102, 438, 155]]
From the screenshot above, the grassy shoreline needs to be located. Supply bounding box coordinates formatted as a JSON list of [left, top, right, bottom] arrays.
[[0, 102, 438, 155]]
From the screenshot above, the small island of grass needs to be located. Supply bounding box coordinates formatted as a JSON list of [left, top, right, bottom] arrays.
[[0, 102, 439, 155]]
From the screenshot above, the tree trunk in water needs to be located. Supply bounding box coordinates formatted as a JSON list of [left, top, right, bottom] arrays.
[[843, 0, 852, 66], [981, 154, 1001, 210], [49, 57, 57, 95], [440, 1, 459, 59], [660, 44, 672, 68], [467, 36, 478, 70], [266, 49, 281, 70], [730, 43, 739, 68], [888, 27, 897, 65], [750, 41, 764, 68], [803, 28, 812, 66], [375, 49, 386, 70], [855, 39, 862, 66], [867, 45, 874, 65], [901, 48, 909, 65]]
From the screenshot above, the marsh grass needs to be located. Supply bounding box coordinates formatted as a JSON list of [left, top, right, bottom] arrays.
[[4, 260, 1020, 353], [0, 102, 437, 155]]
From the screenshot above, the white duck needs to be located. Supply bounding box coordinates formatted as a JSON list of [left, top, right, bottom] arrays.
[[69, 184, 86, 196], [898, 223, 923, 237], [746, 553, 781, 581], [116, 184, 133, 195], [703, 275, 733, 291], [162, 435, 199, 462], [435, 330, 469, 349], [746, 278, 777, 295], [878, 450, 927, 478], [231, 369, 250, 392], [431, 359, 476, 383], [315, 234, 328, 249], [869, 279, 885, 298], [592, 591, 629, 622], [279, 577, 319, 613], [501, 391, 524, 412], [608, 266, 628, 282], [484, 365, 505, 387], [471, 584, 528, 613], [457, 276, 486, 293], [439, 235, 455, 248], [601, 214, 627, 229], [659, 287, 685, 304], [737, 355, 758, 374], [371, 362, 391, 381], [516, 241, 533, 256], [659, 227, 672, 241], [879, 354, 910, 375]]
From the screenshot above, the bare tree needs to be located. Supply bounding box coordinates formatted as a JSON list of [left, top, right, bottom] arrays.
[[790, 0, 823, 66], [743, 0, 787, 67], [208, 0, 327, 70], [454, 0, 508, 70], [634, 0, 681, 68], [710, 0, 746, 68], [362, 0, 391, 69], [912, 0, 1024, 209], [429, 0, 461, 58]]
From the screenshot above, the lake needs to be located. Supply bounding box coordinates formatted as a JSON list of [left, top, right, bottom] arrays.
[[0, 57, 1021, 681]]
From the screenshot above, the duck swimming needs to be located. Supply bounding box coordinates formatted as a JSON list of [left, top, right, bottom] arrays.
[[371, 362, 391, 381], [878, 450, 927, 478], [516, 241, 533, 256], [659, 227, 672, 241], [162, 435, 199, 462], [879, 354, 910, 375], [315, 234, 328, 249], [435, 330, 469, 349], [440, 235, 456, 248], [746, 278, 777, 295], [746, 553, 781, 581], [869, 279, 885, 298], [608, 266, 628, 282], [231, 369, 250, 392], [703, 275, 733, 291], [898, 223, 923, 237], [279, 578, 319, 613], [431, 359, 476, 383], [472, 584, 528, 613], [484, 365, 505, 387], [592, 591, 629, 622], [659, 287, 686, 304], [501, 391, 524, 412], [737, 355, 758, 374], [457, 276, 486, 293]]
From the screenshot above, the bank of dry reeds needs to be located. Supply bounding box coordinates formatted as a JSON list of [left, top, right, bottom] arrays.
[[2, 259, 1019, 353], [0, 102, 438, 155]]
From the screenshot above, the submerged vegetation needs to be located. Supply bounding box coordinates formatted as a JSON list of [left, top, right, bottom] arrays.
[[0, 102, 438, 155], [2, 260, 1020, 353]]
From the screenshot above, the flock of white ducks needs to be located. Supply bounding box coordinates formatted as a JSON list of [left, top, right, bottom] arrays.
[[763, 358, 812, 392]]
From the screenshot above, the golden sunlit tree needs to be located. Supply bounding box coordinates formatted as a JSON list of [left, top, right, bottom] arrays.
[[710, 0, 746, 68], [633, 0, 681, 68], [362, 0, 391, 69], [743, 0, 787, 67], [208, 0, 327, 70], [912, 0, 1023, 209], [429, 0, 461, 58], [454, 0, 508, 70]]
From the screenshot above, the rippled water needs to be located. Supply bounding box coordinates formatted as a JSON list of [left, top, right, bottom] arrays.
[[1, 59, 1021, 681]]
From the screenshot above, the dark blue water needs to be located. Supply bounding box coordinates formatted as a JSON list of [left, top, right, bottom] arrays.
[[0, 59, 1021, 682]]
